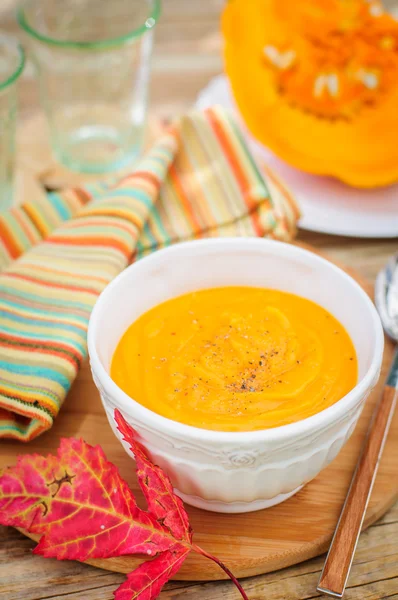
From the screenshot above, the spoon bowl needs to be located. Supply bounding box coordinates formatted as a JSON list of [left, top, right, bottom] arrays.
[[375, 252, 398, 342]]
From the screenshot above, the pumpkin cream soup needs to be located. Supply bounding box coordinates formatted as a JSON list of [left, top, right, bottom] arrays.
[[111, 287, 358, 432]]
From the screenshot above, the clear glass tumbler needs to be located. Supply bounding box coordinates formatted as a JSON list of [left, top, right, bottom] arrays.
[[0, 34, 24, 210], [18, 0, 160, 174]]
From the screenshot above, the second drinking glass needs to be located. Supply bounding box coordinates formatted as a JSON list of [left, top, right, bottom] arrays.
[[18, 0, 160, 174], [0, 33, 24, 209]]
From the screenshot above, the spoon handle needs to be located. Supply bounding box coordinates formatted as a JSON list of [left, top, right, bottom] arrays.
[[317, 350, 398, 598]]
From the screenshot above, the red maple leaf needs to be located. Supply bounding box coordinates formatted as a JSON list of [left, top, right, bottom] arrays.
[[0, 438, 178, 561], [115, 409, 192, 544], [114, 545, 190, 600], [0, 410, 248, 600]]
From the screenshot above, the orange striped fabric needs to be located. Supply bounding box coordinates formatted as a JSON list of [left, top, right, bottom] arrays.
[[0, 107, 299, 441]]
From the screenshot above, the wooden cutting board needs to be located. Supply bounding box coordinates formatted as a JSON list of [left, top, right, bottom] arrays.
[[0, 248, 397, 581]]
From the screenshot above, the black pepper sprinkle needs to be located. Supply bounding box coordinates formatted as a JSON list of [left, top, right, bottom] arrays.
[[259, 360, 263, 366], [278, 380, 282, 383], [241, 383, 247, 390]]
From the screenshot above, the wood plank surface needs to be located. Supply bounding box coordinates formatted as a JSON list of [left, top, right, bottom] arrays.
[[1, 1, 398, 599]]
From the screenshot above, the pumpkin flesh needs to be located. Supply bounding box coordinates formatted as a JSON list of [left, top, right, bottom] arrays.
[[222, 0, 398, 188]]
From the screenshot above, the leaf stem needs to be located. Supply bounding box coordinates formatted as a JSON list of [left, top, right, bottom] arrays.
[[192, 543, 249, 600]]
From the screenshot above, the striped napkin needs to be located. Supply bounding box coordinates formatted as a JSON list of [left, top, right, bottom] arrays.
[[0, 106, 299, 442]]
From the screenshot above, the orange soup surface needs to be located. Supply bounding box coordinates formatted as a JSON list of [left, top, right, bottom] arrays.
[[111, 287, 358, 432]]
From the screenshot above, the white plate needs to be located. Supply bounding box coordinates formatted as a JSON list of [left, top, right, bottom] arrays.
[[195, 75, 398, 239]]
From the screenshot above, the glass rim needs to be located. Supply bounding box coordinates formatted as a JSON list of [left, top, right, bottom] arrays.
[[17, 0, 161, 49], [0, 34, 25, 91]]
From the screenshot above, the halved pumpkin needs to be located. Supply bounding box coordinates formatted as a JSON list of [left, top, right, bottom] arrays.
[[222, 0, 398, 188]]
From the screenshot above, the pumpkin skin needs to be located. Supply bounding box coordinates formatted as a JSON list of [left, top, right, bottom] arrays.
[[222, 0, 398, 188]]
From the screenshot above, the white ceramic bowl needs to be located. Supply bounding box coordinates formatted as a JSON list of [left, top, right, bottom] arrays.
[[88, 238, 384, 513]]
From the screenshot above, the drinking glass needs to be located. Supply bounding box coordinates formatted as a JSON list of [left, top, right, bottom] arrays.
[[18, 0, 160, 174], [0, 34, 24, 210]]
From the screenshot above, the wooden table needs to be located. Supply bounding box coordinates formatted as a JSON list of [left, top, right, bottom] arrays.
[[0, 1, 398, 599]]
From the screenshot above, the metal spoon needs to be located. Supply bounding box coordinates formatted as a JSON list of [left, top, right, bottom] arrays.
[[317, 253, 398, 598]]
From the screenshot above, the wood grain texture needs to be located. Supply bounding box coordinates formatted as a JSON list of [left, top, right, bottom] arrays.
[[1, 250, 397, 584], [318, 384, 398, 597], [1, 0, 398, 598], [1, 508, 398, 600]]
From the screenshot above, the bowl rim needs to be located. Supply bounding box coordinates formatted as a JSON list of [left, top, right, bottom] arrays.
[[88, 237, 384, 444]]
